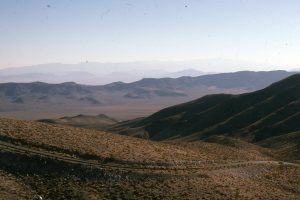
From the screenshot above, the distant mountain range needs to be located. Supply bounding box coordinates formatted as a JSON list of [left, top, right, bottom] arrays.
[[0, 63, 208, 85], [0, 70, 297, 120], [0, 59, 284, 85], [109, 74, 300, 159]]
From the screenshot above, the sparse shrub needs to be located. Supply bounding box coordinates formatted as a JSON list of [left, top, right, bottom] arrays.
[[104, 154, 118, 163]]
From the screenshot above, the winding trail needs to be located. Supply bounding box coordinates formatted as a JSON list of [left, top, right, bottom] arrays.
[[1, 140, 299, 174]]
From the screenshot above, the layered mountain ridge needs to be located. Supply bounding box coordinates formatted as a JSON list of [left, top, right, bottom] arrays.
[[110, 74, 300, 148], [0, 70, 296, 120]]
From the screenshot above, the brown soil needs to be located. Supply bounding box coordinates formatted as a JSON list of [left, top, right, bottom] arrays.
[[1, 117, 299, 199]]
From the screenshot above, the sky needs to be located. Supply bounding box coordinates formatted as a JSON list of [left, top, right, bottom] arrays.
[[1, 0, 300, 71]]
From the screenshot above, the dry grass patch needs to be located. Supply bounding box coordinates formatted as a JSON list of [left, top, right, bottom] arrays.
[[0, 118, 208, 162]]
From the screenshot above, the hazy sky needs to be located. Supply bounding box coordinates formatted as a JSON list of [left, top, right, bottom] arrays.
[[1, 0, 300, 70]]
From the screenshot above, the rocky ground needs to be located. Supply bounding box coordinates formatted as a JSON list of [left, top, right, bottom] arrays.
[[1, 118, 300, 199]]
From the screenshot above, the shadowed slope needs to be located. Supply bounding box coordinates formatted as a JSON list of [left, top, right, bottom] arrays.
[[258, 131, 300, 161], [110, 74, 300, 146]]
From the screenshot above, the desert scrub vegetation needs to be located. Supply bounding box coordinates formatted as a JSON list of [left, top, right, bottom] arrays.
[[0, 118, 206, 162], [0, 117, 274, 162], [168, 140, 273, 161]]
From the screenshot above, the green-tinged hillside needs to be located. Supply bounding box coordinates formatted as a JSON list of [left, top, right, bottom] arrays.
[[258, 131, 300, 161], [109, 74, 300, 160]]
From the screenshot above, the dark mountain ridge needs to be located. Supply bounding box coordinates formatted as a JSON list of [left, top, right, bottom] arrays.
[[110, 74, 300, 145]]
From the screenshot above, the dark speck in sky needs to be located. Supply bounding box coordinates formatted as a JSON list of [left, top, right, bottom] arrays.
[[47, 5, 51, 8]]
